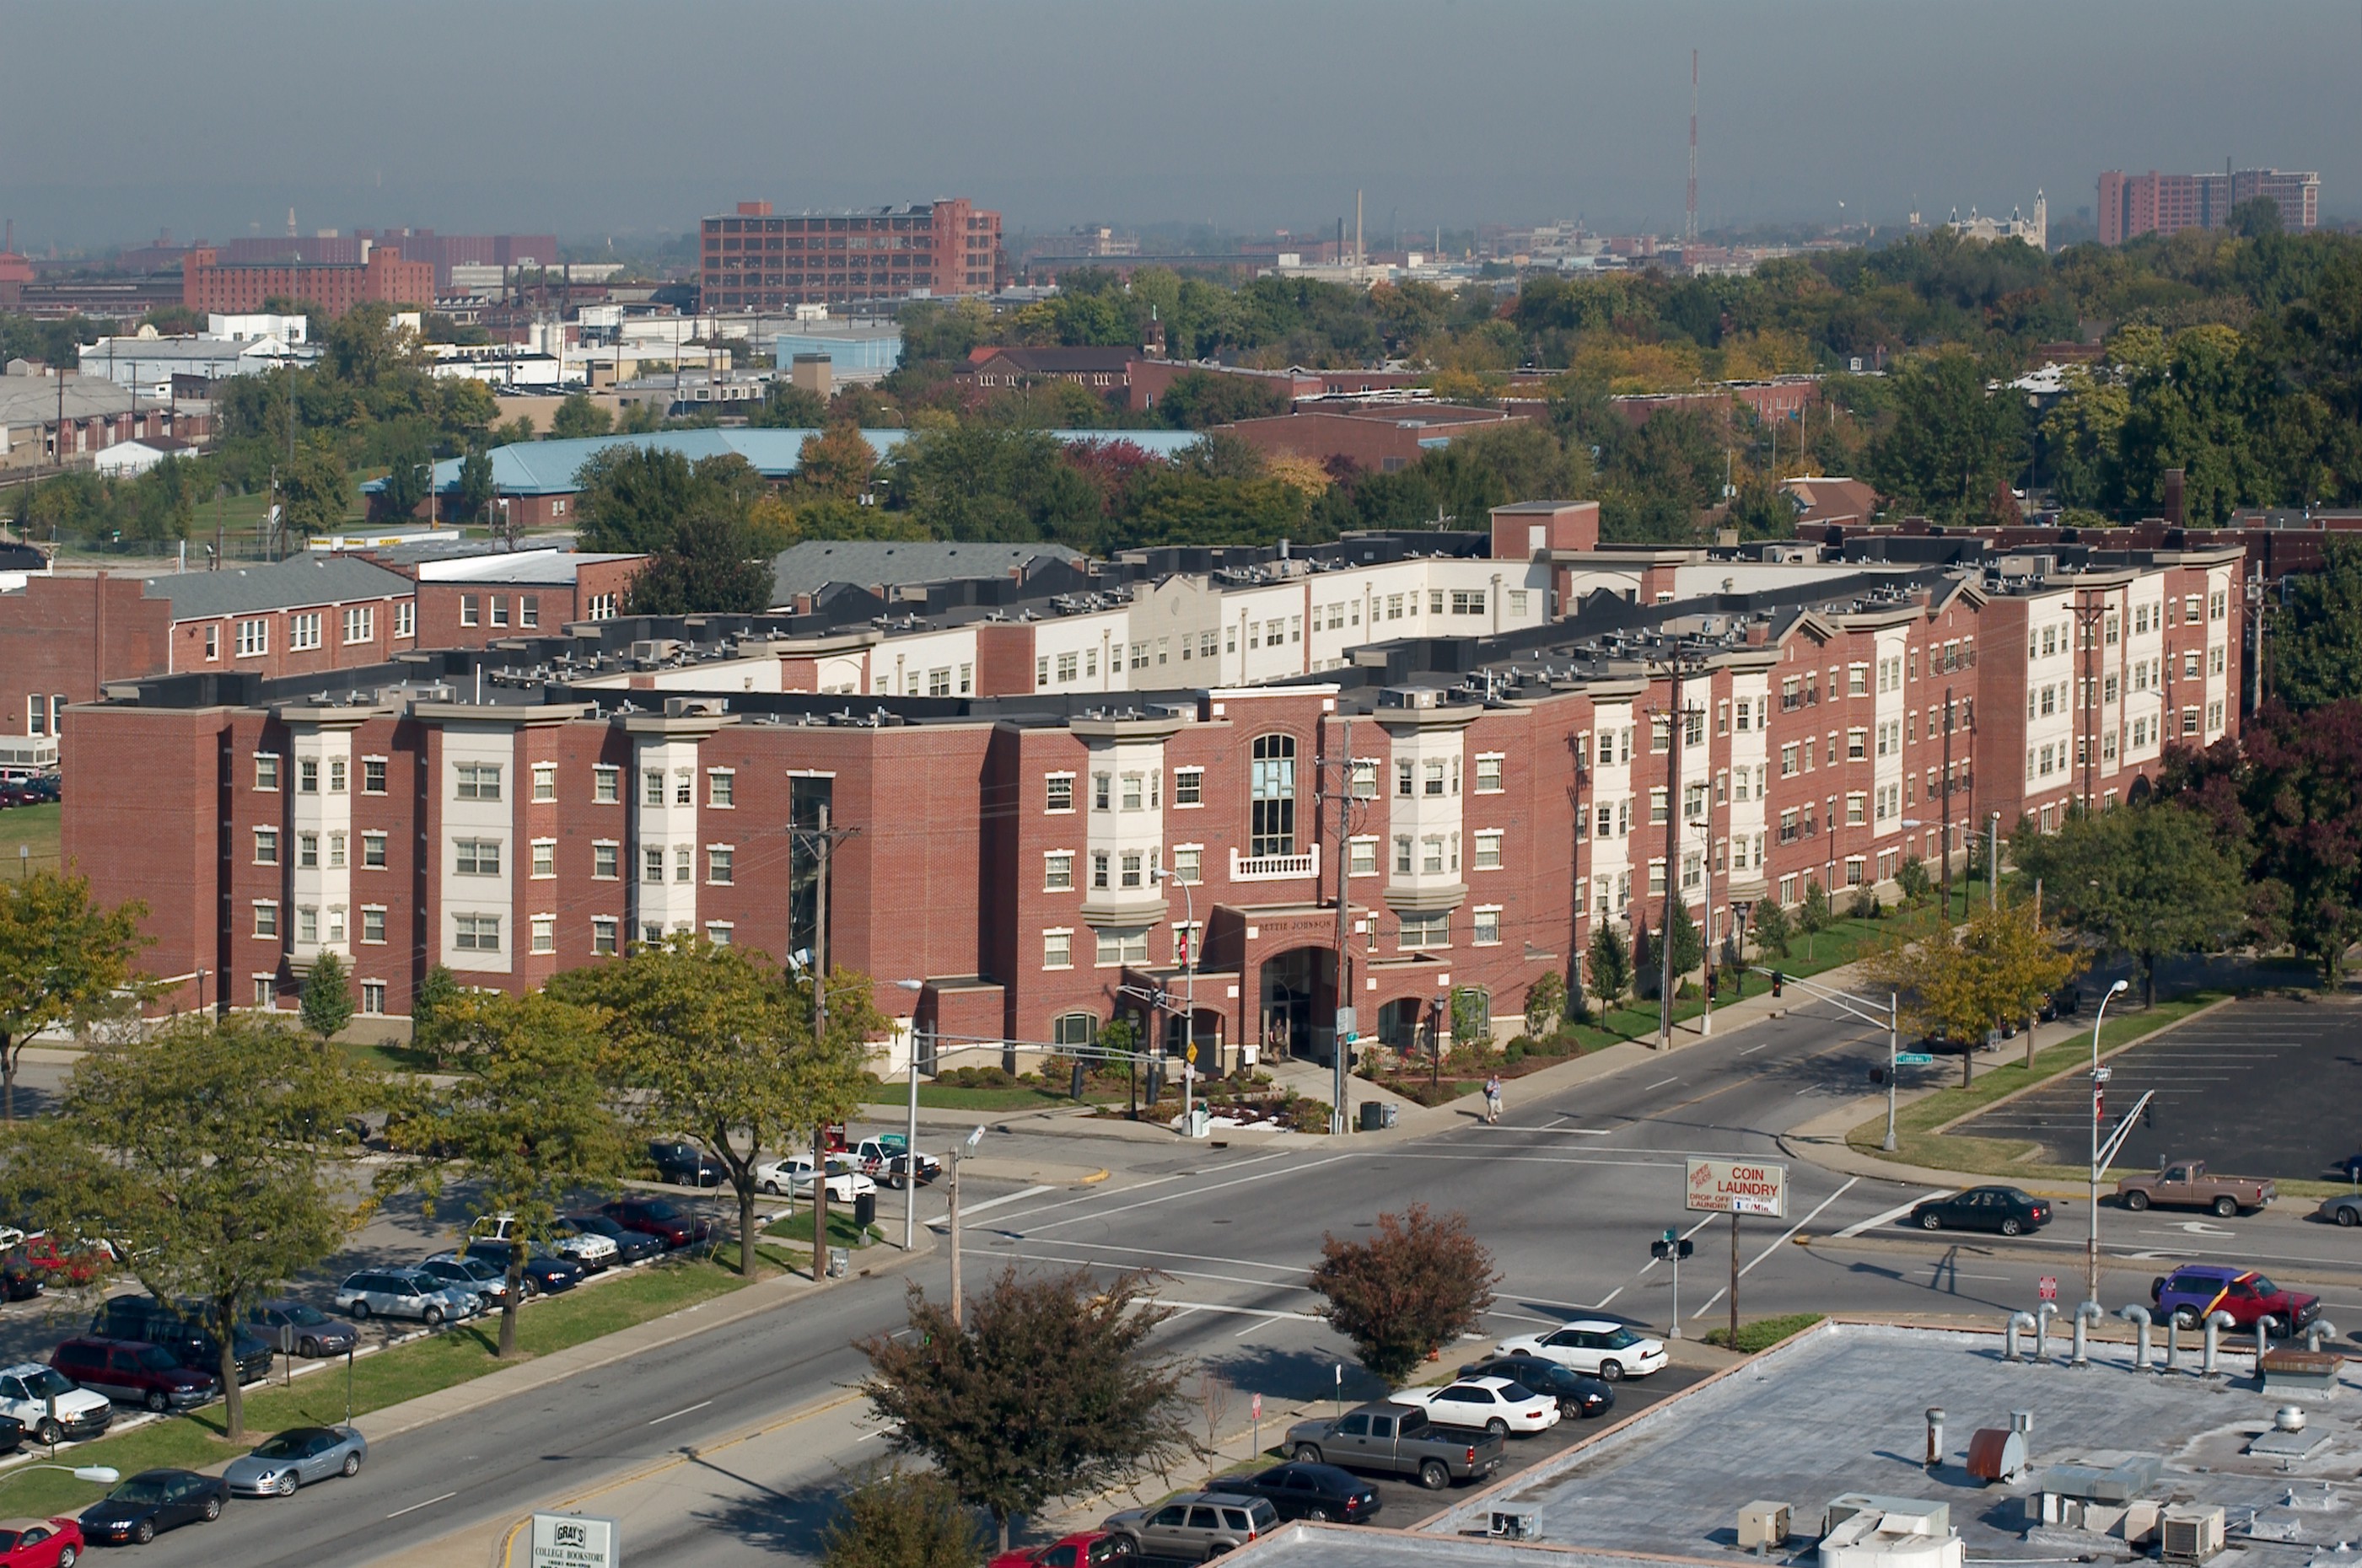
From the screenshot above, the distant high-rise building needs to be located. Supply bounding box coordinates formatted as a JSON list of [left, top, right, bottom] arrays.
[[181, 244, 433, 318], [699, 200, 1003, 310], [2097, 168, 2318, 244], [220, 229, 557, 290]]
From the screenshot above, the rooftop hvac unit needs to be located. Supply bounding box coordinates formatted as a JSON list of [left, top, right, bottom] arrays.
[[1488, 1510, 1537, 1541], [1379, 685, 1441, 709], [2160, 1504, 2224, 1565], [1738, 1501, 1791, 1553]]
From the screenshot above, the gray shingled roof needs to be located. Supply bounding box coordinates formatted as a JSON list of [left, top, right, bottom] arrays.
[[768, 540, 1084, 607], [140, 556, 415, 620]]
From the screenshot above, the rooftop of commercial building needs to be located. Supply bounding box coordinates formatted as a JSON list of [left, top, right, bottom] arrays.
[[1240, 1319, 2362, 1567], [770, 540, 1085, 604], [133, 555, 415, 620]]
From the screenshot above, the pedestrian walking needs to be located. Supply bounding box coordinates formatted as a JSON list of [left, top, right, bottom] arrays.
[[1483, 1073, 1503, 1125]]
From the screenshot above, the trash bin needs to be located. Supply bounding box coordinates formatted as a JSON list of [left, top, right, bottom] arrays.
[[1359, 1101, 1385, 1132], [853, 1190, 876, 1231], [1187, 1106, 1211, 1139], [1380, 1103, 1399, 1130], [826, 1246, 850, 1279]]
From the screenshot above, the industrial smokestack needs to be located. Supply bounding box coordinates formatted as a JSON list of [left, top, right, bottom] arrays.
[[2162, 468, 2186, 528]]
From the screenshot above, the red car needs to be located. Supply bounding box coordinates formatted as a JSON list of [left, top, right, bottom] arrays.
[[597, 1199, 711, 1250], [988, 1532, 1134, 1568], [0, 1514, 84, 1567], [17, 1238, 106, 1289]]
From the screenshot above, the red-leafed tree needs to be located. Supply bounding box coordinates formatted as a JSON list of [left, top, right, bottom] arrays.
[[1309, 1205, 1498, 1383]]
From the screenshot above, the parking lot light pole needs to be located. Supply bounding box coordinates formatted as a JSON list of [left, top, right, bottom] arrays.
[[2087, 977, 2131, 1309], [896, 980, 926, 1251]]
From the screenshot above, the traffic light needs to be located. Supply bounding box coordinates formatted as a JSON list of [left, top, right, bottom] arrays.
[[1771, 971, 1785, 998], [1868, 1066, 1887, 1086]]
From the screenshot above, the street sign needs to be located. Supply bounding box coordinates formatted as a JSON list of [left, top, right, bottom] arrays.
[[1684, 1157, 1788, 1218], [1893, 1052, 1936, 1066], [530, 1514, 619, 1568], [1251, 1393, 1262, 1420], [2037, 1275, 2057, 1302], [1334, 1007, 1357, 1038]]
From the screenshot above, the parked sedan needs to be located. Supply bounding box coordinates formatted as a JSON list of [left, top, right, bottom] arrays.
[[1910, 1186, 2053, 1236], [0, 1517, 82, 1568], [332, 1269, 478, 1326], [77, 1470, 226, 1546], [459, 1239, 584, 1296], [987, 1531, 1137, 1568], [1224, 1462, 1380, 1524], [2320, 1193, 2362, 1227], [419, 1253, 515, 1308], [1458, 1356, 1614, 1420], [223, 1426, 367, 1497], [244, 1301, 358, 1358], [599, 1198, 711, 1250], [648, 1140, 726, 1189], [754, 1156, 876, 1202], [1391, 1377, 1560, 1436], [560, 1213, 660, 1266], [1492, 1320, 1668, 1381]]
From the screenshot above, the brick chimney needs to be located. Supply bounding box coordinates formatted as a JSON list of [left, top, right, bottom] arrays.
[[2162, 468, 2185, 527]]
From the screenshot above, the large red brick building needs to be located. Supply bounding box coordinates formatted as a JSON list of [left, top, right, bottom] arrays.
[[180, 244, 435, 318], [699, 199, 1003, 310], [2096, 168, 2320, 244], [61, 512, 2245, 1063]]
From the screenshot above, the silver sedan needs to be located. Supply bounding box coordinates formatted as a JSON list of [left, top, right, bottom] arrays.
[[223, 1425, 368, 1496]]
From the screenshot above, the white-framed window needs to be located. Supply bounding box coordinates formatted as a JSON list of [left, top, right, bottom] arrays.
[[530, 839, 556, 878], [298, 832, 319, 869], [342, 606, 374, 645], [254, 976, 275, 1007], [1474, 754, 1504, 792], [1046, 773, 1074, 813], [1173, 767, 1203, 807], [703, 921, 733, 946], [594, 765, 621, 803], [454, 838, 501, 875], [1348, 836, 1378, 877], [1170, 845, 1202, 883], [360, 906, 385, 944], [708, 769, 734, 808], [1036, 655, 1050, 689], [643, 769, 666, 807], [362, 831, 387, 868], [1507, 589, 1528, 615], [453, 913, 501, 952], [455, 763, 501, 802], [708, 846, 734, 883], [252, 900, 279, 938], [360, 981, 385, 1015], [1042, 929, 1073, 969], [592, 917, 619, 957], [673, 770, 692, 807], [327, 830, 346, 868], [460, 594, 480, 627], [290, 612, 322, 652], [593, 841, 619, 878], [1350, 758, 1380, 799], [643, 846, 665, 883], [203, 625, 218, 662], [520, 595, 540, 629], [1394, 835, 1412, 873], [530, 915, 557, 953], [1421, 835, 1445, 873], [395, 601, 415, 639], [673, 844, 693, 883], [253, 828, 279, 865], [532, 762, 557, 802], [1473, 829, 1504, 870], [1044, 851, 1074, 891], [1092, 771, 1112, 812], [1472, 906, 1502, 945], [297, 906, 318, 943], [235, 618, 269, 658], [1399, 910, 1448, 949], [586, 593, 616, 621], [1095, 926, 1150, 966]]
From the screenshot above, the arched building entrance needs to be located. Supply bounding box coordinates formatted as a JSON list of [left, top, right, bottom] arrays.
[[1259, 946, 1338, 1061]]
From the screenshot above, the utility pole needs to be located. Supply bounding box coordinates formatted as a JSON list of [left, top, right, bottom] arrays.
[[1653, 651, 1702, 1050], [2073, 594, 2106, 813], [1940, 688, 1955, 918], [1687, 50, 1699, 247], [1331, 716, 1356, 1134], [792, 803, 859, 1281]]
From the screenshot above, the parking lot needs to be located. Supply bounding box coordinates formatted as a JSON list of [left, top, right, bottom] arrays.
[[1950, 991, 2362, 1183]]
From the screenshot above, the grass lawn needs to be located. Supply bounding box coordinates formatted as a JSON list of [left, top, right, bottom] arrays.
[[0, 805, 61, 879], [332, 1039, 444, 1074], [0, 1259, 745, 1517], [1843, 991, 2226, 1179]]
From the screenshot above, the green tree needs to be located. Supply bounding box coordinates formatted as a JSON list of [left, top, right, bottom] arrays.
[[4, 1015, 384, 1439], [2231, 196, 2284, 239], [1864, 899, 2086, 1077], [1796, 879, 1832, 957], [1309, 1205, 1499, 1383], [860, 1267, 1198, 1552], [880, 425, 1100, 545], [377, 438, 433, 520], [550, 393, 613, 439], [820, 1469, 985, 1568], [2275, 540, 2362, 709], [408, 964, 463, 1065], [552, 939, 877, 1279], [388, 991, 632, 1356], [1749, 899, 1792, 959], [795, 425, 879, 503], [1149, 370, 1289, 430], [299, 951, 355, 1044], [574, 448, 762, 555], [1867, 348, 2025, 523], [454, 448, 495, 524], [752, 380, 831, 429], [2011, 804, 2248, 1004], [1522, 973, 1567, 1039], [0, 870, 148, 1122], [1663, 898, 1704, 985], [625, 510, 776, 615], [1587, 924, 1632, 1010], [277, 435, 350, 540]]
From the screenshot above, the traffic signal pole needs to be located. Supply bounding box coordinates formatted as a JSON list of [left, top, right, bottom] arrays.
[[1751, 968, 1899, 1147]]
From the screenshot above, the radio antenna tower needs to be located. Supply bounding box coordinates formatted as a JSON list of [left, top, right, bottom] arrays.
[[1686, 51, 1698, 245]]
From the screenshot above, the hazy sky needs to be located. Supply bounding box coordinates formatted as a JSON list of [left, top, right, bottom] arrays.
[[3, 0, 2355, 252]]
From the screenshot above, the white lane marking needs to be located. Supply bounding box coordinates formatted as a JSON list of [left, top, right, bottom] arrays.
[[1159, 1300, 1323, 1324], [1835, 1190, 1954, 1240], [1593, 1287, 1624, 1309], [1690, 1178, 1859, 1317], [1560, 1128, 1612, 1136], [386, 1491, 457, 1519], [1020, 1154, 1359, 1233], [941, 1184, 1053, 1222], [1644, 1076, 1681, 1091], [1638, 1214, 1723, 1274], [982, 1149, 1303, 1229], [648, 1399, 713, 1425], [1008, 1236, 1305, 1275], [1738, 1041, 1773, 1056]]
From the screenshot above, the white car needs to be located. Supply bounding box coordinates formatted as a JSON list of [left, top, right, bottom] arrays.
[[755, 1156, 876, 1202], [479, 1211, 616, 1271], [1391, 1376, 1561, 1436], [1492, 1320, 1669, 1381], [0, 1361, 113, 1444]]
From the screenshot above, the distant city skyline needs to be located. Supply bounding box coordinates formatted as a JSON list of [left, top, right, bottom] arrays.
[[0, 0, 2354, 254]]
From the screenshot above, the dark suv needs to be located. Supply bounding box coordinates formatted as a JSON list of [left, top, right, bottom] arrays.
[[2151, 1265, 2322, 1331], [91, 1296, 275, 1384], [50, 1338, 218, 1413], [648, 1140, 725, 1188]]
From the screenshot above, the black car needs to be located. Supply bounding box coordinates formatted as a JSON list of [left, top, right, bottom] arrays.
[[562, 1212, 665, 1265], [1910, 1185, 2053, 1236], [0, 1248, 40, 1302], [1459, 1356, 1615, 1419], [600, 1198, 711, 1249], [90, 1295, 275, 1383], [460, 1238, 585, 1296], [648, 1140, 726, 1188], [1225, 1462, 1380, 1524], [245, 1300, 359, 1357], [78, 1468, 228, 1545]]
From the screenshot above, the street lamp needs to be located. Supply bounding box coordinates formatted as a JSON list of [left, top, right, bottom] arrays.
[[2, 1465, 116, 1490], [1150, 866, 1197, 1136], [2085, 977, 2132, 1310], [1432, 975, 1451, 1093], [895, 979, 925, 1252]]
